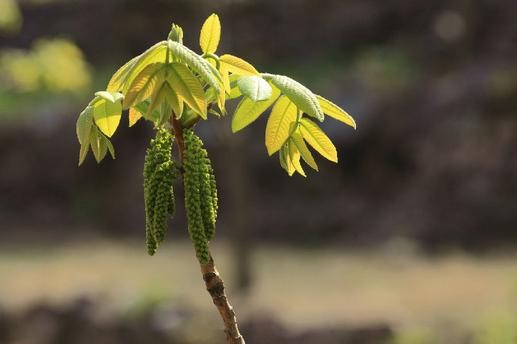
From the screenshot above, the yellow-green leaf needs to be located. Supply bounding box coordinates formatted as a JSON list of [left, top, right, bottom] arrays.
[[299, 118, 337, 162], [106, 55, 139, 92], [232, 86, 280, 133], [265, 74, 324, 122], [279, 143, 295, 176], [123, 63, 164, 108], [237, 75, 272, 101], [92, 97, 122, 138], [291, 130, 318, 171], [78, 140, 90, 166], [167, 63, 207, 119], [199, 13, 221, 54], [289, 140, 306, 177], [76, 106, 93, 145], [129, 107, 142, 127], [220, 54, 258, 76], [316, 95, 356, 129], [162, 82, 183, 116], [265, 95, 298, 155], [112, 41, 168, 95], [89, 127, 107, 163]]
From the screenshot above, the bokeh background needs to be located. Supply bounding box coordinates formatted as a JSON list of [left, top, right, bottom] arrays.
[[1, 0, 517, 343]]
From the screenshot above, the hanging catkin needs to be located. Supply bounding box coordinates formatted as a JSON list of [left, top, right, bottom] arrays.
[[183, 129, 211, 264], [143, 128, 176, 255]]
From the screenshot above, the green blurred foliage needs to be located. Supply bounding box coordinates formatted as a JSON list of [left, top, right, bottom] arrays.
[[472, 313, 517, 344], [0, 0, 22, 33], [0, 38, 91, 94]]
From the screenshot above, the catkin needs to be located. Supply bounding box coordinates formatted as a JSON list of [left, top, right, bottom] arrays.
[[143, 128, 176, 255], [183, 129, 211, 264]]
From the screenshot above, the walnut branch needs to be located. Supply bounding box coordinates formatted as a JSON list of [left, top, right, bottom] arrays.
[[170, 115, 245, 344]]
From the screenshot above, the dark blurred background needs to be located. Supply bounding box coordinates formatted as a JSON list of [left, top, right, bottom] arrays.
[[1, 0, 517, 343]]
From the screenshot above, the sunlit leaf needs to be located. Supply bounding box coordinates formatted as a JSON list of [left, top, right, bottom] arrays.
[[299, 118, 337, 162], [89, 127, 107, 163], [291, 130, 318, 171], [95, 91, 124, 104], [219, 54, 258, 76], [106, 56, 139, 92], [265, 74, 324, 121], [237, 75, 272, 101], [316, 95, 356, 129], [265, 95, 298, 155], [232, 86, 280, 133], [279, 143, 295, 176], [123, 63, 164, 108], [167, 63, 207, 119], [199, 13, 221, 54], [289, 140, 306, 177], [92, 97, 122, 138], [168, 40, 222, 93], [129, 107, 142, 127], [162, 82, 183, 116], [76, 106, 93, 145], [78, 141, 90, 166]]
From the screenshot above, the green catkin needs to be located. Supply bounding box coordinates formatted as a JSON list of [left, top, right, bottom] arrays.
[[183, 129, 210, 264], [198, 144, 217, 241], [143, 128, 176, 255]]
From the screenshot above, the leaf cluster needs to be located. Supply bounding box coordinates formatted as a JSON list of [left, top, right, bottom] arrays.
[[76, 13, 356, 177]]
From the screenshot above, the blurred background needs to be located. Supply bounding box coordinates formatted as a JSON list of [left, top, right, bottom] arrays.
[[1, 0, 517, 343]]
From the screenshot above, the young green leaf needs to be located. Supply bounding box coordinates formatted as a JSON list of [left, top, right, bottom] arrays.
[[78, 140, 90, 166], [231, 86, 280, 133], [291, 131, 318, 171], [76, 106, 93, 145], [89, 127, 107, 163], [92, 97, 122, 138], [199, 13, 221, 54], [162, 82, 183, 117], [265, 95, 298, 155], [299, 118, 337, 162], [219, 54, 259, 76], [316, 95, 356, 129], [123, 63, 164, 108], [95, 91, 124, 104], [168, 40, 222, 93], [264, 74, 324, 122], [113, 41, 168, 95], [106, 55, 139, 92], [236, 75, 272, 101], [167, 63, 207, 119], [279, 143, 295, 176], [129, 107, 142, 127], [289, 140, 306, 177]]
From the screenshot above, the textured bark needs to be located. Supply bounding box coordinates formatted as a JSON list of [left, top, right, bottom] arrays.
[[171, 118, 245, 343], [201, 256, 245, 344]]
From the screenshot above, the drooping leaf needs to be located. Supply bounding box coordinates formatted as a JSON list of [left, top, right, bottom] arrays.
[[106, 55, 139, 92], [76, 106, 93, 145], [146, 83, 168, 118], [129, 107, 142, 127], [92, 96, 122, 138], [232, 86, 280, 133], [316, 95, 356, 129], [168, 40, 222, 93], [237, 75, 272, 101], [289, 140, 306, 177], [89, 127, 107, 163], [167, 63, 207, 118], [265, 95, 298, 155], [123, 63, 164, 108], [299, 118, 337, 162], [105, 41, 168, 96], [291, 130, 318, 171], [199, 13, 221, 54], [95, 91, 124, 104], [102, 134, 116, 159], [78, 140, 90, 166], [279, 143, 295, 176], [265, 74, 324, 122], [219, 54, 258, 76], [162, 82, 183, 116]]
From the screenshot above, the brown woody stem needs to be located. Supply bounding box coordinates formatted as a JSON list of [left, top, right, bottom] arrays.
[[170, 115, 245, 344]]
